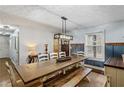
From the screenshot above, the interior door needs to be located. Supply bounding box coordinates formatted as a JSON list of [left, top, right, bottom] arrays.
[[0, 35, 9, 58]]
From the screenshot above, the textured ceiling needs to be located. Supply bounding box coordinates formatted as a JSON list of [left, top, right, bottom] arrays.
[[0, 5, 124, 31]]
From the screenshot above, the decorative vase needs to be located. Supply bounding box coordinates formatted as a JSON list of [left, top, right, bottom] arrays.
[[45, 44, 48, 54]]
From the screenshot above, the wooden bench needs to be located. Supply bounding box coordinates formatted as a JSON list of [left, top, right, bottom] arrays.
[[77, 72, 107, 87], [62, 68, 92, 87], [44, 67, 92, 87]]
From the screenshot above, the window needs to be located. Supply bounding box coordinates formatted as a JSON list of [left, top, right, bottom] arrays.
[[85, 31, 105, 61]]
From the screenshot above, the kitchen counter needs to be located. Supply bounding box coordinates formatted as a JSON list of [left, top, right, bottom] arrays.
[[104, 57, 124, 69]]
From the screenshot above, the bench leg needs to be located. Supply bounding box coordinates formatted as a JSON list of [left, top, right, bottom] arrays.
[[80, 61, 85, 69], [63, 69, 66, 74], [84, 76, 90, 82]]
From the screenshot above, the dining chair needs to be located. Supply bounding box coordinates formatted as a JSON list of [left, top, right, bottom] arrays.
[[5, 61, 19, 87], [38, 53, 49, 62], [5, 61, 43, 87], [50, 53, 58, 59], [76, 51, 85, 67], [59, 51, 66, 58], [77, 51, 85, 56]]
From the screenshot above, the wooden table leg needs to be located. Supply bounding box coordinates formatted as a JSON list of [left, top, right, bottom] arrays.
[[83, 76, 90, 82]]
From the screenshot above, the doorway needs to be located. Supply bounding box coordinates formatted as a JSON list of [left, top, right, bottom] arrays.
[[0, 25, 19, 65]]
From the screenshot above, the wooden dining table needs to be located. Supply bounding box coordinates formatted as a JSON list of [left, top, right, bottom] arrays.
[[15, 56, 86, 85]]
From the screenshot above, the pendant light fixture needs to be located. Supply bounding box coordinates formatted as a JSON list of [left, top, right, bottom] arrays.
[[54, 16, 73, 40]]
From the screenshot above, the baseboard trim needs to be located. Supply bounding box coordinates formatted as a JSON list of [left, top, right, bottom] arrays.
[[10, 57, 17, 66]]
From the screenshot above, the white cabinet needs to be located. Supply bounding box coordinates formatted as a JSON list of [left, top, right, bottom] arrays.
[[117, 69, 124, 86], [105, 66, 117, 87], [105, 66, 124, 87]]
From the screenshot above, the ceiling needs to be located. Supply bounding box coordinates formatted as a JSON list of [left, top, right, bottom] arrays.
[[0, 5, 124, 31]]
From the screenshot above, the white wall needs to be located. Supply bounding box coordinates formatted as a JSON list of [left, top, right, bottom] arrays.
[[0, 35, 9, 58], [69, 21, 124, 44], [0, 11, 60, 64]]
